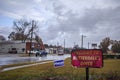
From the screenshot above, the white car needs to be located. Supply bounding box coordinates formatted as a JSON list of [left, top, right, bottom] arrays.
[[27, 50, 38, 54], [58, 53, 64, 55]]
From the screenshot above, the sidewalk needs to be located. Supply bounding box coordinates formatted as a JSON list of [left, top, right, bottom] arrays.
[[1, 61, 53, 72]]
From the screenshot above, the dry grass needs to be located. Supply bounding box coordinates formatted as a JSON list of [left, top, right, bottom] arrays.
[[0, 58, 120, 80]]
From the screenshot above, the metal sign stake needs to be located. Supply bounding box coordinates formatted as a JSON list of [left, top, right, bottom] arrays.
[[86, 67, 89, 80]]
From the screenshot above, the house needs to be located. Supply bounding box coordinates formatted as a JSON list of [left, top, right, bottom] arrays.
[[0, 39, 45, 54], [0, 40, 25, 53]]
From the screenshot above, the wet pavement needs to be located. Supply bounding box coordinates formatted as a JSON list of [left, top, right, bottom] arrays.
[[1, 61, 53, 72], [0, 54, 70, 66]]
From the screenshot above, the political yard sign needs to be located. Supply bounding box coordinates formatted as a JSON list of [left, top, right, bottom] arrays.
[[71, 49, 103, 68], [54, 60, 64, 67]]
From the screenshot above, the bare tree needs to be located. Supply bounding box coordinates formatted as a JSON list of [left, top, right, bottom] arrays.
[[8, 32, 15, 40], [14, 19, 31, 42], [34, 32, 45, 50], [8, 19, 39, 42], [24, 20, 38, 42]]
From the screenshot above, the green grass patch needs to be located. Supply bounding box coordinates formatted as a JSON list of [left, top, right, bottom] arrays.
[[0, 58, 120, 80]]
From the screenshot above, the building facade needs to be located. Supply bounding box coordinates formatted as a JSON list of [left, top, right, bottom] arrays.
[[0, 40, 45, 54], [0, 41, 26, 53]]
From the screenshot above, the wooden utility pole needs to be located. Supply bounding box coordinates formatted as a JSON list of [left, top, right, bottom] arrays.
[[64, 39, 65, 54], [29, 20, 34, 56]]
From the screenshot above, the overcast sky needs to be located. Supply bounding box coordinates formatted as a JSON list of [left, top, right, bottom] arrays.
[[0, 0, 120, 48]]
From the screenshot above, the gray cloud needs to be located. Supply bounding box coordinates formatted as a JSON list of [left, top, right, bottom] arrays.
[[43, 0, 120, 47], [0, 0, 120, 47], [0, 26, 12, 39]]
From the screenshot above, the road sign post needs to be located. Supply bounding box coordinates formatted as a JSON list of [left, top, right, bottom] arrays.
[[86, 67, 89, 80]]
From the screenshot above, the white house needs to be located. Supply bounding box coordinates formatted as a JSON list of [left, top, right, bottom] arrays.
[[0, 41, 26, 53]]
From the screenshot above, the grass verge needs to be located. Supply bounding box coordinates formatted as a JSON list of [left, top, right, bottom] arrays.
[[0, 58, 120, 80], [1, 60, 52, 69]]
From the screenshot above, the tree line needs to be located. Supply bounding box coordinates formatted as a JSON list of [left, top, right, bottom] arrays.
[[99, 37, 120, 53]]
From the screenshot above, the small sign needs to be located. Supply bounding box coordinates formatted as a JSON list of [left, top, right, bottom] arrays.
[[54, 60, 64, 67], [71, 49, 103, 68]]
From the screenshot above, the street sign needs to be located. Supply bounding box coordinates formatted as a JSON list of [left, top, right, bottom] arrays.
[[71, 49, 103, 68], [54, 60, 64, 67]]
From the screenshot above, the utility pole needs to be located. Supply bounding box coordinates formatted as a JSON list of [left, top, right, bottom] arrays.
[[88, 42, 90, 49], [81, 35, 86, 48], [81, 34, 89, 80], [64, 39, 65, 54], [29, 20, 34, 56]]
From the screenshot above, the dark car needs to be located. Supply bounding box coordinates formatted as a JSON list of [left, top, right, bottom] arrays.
[[35, 50, 48, 57], [8, 48, 17, 54]]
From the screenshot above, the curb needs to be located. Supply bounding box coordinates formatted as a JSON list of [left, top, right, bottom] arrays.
[[1, 61, 53, 72]]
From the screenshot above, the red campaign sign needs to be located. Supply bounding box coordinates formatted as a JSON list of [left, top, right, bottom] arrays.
[[71, 49, 103, 68]]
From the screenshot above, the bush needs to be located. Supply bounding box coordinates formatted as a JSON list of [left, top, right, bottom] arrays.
[[103, 55, 120, 59]]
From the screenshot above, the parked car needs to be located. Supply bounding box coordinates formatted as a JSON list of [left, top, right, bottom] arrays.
[[58, 49, 64, 55], [36, 50, 48, 57], [8, 48, 17, 54], [58, 52, 64, 55], [8, 50, 17, 54]]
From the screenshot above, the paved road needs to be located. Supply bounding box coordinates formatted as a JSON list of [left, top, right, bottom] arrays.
[[0, 54, 70, 66]]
